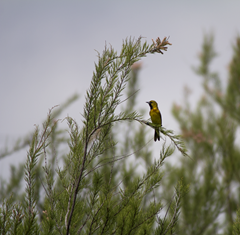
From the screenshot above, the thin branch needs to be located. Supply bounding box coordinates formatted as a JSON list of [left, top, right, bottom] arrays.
[[135, 118, 191, 159]]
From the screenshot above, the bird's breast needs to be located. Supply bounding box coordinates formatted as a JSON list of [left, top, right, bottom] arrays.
[[150, 108, 161, 124]]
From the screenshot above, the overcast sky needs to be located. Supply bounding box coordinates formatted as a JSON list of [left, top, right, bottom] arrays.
[[1, 1, 240, 176]]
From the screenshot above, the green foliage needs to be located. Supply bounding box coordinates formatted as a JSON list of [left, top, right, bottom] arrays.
[[170, 34, 240, 234], [0, 36, 186, 235], [3, 32, 240, 235], [233, 208, 240, 235]]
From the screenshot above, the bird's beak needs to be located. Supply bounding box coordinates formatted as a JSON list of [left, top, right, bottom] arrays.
[[146, 101, 150, 104]]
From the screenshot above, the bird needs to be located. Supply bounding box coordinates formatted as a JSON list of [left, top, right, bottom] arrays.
[[146, 100, 162, 141]]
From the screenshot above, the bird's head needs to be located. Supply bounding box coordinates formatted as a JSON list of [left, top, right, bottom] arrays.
[[146, 100, 158, 109]]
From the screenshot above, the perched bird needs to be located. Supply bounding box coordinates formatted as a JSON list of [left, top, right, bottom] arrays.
[[146, 100, 162, 141]]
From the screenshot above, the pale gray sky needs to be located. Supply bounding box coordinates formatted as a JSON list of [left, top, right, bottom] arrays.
[[1, 1, 240, 176]]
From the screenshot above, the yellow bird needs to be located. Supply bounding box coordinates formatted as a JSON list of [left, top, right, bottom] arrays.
[[146, 100, 162, 141]]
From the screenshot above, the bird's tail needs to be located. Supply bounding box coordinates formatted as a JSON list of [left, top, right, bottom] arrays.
[[154, 128, 160, 141]]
